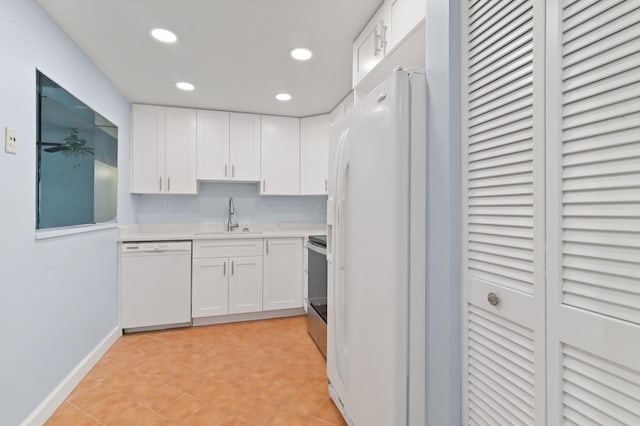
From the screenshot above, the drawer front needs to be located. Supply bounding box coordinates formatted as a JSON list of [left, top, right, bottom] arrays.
[[193, 239, 263, 258]]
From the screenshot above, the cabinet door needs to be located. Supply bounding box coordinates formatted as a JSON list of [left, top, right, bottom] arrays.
[[229, 112, 261, 181], [131, 104, 165, 193], [352, 5, 386, 88], [263, 238, 303, 311], [300, 115, 330, 195], [228, 255, 263, 314], [197, 110, 230, 181], [192, 257, 228, 318], [461, 0, 546, 423], [546, 2, 640, 423], [165, 107, 197, 194], [260, 116, 300, 195], [384, 0, 425, 52]]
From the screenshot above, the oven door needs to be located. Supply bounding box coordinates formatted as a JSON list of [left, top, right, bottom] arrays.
[[307, 242, 327, 322]]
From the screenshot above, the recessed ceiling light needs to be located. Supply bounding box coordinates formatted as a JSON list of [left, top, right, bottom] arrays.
[[151, 28, 177, 43], [275, 93, 292, 101], [290, 48, 313, 61], [176, 82, 195, 91]]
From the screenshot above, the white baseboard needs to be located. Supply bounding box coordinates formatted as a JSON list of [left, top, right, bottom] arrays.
[[21, 326, 122, 426], [123, 322, 192, 334], [192, 308, 305, 326]]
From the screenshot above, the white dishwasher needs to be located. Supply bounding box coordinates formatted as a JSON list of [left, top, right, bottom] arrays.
[[120, 241, 192, 331]]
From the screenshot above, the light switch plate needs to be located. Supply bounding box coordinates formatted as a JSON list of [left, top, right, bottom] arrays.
[[5, 127, 16, 154]]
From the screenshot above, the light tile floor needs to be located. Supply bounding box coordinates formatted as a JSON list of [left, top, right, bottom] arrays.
[[46, 316, 346, 425]]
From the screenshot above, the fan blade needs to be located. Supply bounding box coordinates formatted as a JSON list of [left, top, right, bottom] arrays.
[[43, 147, 66, 153]]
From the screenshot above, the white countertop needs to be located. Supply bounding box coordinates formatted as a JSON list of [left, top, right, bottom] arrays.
[[119, 223, 327, 242]]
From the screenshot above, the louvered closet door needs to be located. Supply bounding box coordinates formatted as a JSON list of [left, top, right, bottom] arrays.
[[461, 0, 546, 424], [546, 2, 640, 424]]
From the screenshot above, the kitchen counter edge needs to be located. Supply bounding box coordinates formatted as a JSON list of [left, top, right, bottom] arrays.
[[118, 224, 327, 242]]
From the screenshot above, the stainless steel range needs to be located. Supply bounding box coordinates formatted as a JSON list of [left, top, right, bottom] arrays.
[[306, 234, 327, 357]]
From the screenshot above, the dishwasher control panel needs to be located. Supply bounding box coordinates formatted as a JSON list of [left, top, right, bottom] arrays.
[[121, 241, 192, 253]]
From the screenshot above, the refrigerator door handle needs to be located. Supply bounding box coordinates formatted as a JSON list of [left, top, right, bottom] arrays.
[[333, 129, 351, 386]]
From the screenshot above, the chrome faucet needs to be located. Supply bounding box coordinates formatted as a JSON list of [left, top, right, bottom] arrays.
[[227, 197, 239, 232]]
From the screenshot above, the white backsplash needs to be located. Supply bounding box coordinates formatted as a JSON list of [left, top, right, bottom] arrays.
[[132, 182, 327, 224]]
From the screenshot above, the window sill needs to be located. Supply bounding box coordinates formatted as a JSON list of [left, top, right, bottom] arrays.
[[35, 222, 118, 240]]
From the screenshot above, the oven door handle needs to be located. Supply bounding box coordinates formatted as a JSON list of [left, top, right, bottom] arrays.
[[307, 243, 327, 256]]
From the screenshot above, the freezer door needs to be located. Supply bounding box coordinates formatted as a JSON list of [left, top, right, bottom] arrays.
[[327, 69, 417, 425]]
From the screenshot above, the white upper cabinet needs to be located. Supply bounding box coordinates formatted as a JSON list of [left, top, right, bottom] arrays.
[[197, 111, 260, 182], [352, 0, 425, 91], [131, 104, 197, 194], [300, 114, 330, 195], [131, 104, 165, 193], [229, 112, 261, 181], [133, 105, 331, 197], [165, 107, 198, 194], [196, 110, 230, 181], [353, 5, 387, 89], [384, 0, 425, 51], [260, 115, 300, 195]]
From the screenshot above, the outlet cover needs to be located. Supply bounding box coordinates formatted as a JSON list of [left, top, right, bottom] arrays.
[[5, 127, 16, 154]]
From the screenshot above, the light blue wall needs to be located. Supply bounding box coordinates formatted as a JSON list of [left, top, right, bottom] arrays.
[[133, 183, 327, 225], [425, 0, 461, 424], [0, 1, 133, 424]]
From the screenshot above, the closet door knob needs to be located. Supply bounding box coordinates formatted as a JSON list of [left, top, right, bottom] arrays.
[[487, 292, 499, 306]]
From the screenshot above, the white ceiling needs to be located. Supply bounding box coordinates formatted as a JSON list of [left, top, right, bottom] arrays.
[[36, 0, 382, 117]]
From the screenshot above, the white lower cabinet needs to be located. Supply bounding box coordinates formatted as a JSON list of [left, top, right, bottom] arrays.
[[263, 238, 303, 311], [192, 239, 264, 318], [192, 238, 304, 319], [192, 255, 263, 317], [228, 256, 263, 314], [192, 257, 229, 317]]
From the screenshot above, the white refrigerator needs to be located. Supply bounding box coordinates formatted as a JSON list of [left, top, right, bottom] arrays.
[[327, 68, 427, 425]]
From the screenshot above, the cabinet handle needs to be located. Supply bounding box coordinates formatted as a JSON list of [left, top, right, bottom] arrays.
[[266, 240, 269, 255], [225, 164, 228, 177], [223, 261, 226, 276], [168, 177, 171, 192], [231, 260, 235, 275], [380, 21, 388, 51], [374, 27, 382, 56], [159, 177, 162, 191], [263, 179, 266, 192], [325, 178, 328, 192], [232, 164, 235, 178]]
